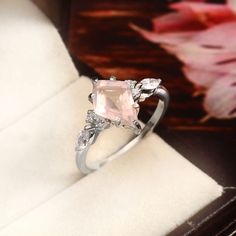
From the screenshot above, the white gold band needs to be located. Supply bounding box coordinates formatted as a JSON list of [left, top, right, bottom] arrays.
[[75, 78, 169, 174]]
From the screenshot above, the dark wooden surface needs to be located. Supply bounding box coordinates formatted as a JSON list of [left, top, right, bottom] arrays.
[[65, 0, 236, 234]]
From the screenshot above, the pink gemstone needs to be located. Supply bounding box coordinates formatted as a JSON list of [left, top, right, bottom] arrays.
[[93, 80, 137, 125]]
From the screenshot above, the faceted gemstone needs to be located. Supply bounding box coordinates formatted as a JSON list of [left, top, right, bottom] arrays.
[[93, 80, 137, 125], [140, 78, 161, 90], [77, 130, 90, 149]]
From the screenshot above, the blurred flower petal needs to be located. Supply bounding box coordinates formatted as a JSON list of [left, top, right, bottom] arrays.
[[203, 75, 236, 119], [130, 23, 198, 44], [161, 22, 236, 67], [227, 0, 236, 12], [200, 60, 236, 74], [131, 0, 236, 120], [183, 65, 227, 88], [152, 11, 205, 32], [191, 21, 236, 51], [170, 2, 236, 26], [162, 42, 236, 67]]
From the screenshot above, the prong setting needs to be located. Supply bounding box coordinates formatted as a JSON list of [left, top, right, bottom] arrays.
[[132, 120, 142, 135], [133, 103, 140, 114], [88, 93, 95, 103], [92, 78, 99, 86]]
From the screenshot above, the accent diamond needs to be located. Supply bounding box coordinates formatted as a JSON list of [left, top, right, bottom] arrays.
[[77, 130, 90, 149], [140, 78, 161, 90]]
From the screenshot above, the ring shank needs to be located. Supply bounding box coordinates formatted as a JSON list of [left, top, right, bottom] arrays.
[[76, 85, 169, 174]]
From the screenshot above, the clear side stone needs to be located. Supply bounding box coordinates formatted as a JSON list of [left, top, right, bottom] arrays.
[[140, 78, 161, 90], [77, 130, 90, 149], [86, 110, 110, 129]]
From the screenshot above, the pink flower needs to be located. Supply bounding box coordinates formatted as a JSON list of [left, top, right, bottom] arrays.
[[131, 0, 236, 120]]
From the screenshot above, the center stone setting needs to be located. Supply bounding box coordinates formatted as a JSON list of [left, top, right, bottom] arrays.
[[93, 80, 137, 125]]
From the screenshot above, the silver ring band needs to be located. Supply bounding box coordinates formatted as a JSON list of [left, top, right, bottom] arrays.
[[76, 77, 169, 174]]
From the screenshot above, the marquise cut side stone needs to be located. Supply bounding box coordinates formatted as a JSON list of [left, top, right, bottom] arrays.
[[141, 78, 161, 90], [77, 130, 90, 150]]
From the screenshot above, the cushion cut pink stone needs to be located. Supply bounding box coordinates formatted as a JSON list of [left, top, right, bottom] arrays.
[[93, 80, 137, 125]]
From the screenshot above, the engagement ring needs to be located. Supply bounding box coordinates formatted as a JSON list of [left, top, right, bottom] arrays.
[[76, 76, 169, 174]]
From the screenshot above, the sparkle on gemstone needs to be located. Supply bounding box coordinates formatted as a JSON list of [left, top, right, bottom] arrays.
[[86, 110, 99, 124], [77, 130, 90, 149], [141, 78, 161, 90], [93, 80, 137, 125]]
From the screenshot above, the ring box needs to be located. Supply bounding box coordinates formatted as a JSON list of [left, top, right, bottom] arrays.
[[26, 0, 236, 234], [0, 1, 235, 235]]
